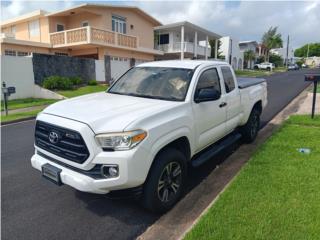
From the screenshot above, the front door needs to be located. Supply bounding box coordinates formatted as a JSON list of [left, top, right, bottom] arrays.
[[192, 67, 227, 152]]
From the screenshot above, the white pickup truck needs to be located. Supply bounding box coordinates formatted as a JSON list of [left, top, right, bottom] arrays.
[[31, 60, 267, 212]]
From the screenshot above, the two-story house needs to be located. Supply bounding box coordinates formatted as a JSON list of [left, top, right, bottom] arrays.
[[1, 3, 163, 63], [154, 21, 221, 60]]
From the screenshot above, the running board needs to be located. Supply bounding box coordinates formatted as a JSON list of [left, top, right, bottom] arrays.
[[191, 132, 242, 167]]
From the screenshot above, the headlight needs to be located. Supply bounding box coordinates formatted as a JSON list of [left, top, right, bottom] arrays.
[[95, 130, 147, 151]]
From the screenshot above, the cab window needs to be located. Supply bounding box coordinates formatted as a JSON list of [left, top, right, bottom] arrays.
[[221, 66, 235, 93], [195, 68, 221, 96]]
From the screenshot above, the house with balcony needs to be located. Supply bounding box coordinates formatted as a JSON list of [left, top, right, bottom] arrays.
[[1, 3, 163, 64], [154, 21, 221, 60]]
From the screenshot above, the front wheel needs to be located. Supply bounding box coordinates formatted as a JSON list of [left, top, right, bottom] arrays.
[[240, 108, 260, 143], [141, 148, 186, 213]]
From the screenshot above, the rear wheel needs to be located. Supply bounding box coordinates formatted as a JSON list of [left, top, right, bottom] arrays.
[[266, 67, 271, 71], [240, 108, 260, 143], [142, 148, 186, 213]]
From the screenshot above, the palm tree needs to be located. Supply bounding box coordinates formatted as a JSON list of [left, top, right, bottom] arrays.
[[244, 50, 255, 69], [262, 26, 283, 61]]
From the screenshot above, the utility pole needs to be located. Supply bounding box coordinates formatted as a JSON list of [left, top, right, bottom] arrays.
[[307, 43, 310, 58], [286, 35, 289, 67]]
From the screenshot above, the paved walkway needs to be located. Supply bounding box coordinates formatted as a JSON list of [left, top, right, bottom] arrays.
[[1, 105, 47, 115], [296, 92, 320, 114]]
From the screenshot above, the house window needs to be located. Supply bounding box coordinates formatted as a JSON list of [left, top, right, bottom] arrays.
[[17, 51, 30, 57], [11, 25, 16, 36], [5, 49, 16, 56], [55, 52, 68, 56], [28, 20, 40, 37], [159, 34, 169, 45], [56, 24, 65, 32], [82, 21, 89, 27], [112, 15, 126, 34]]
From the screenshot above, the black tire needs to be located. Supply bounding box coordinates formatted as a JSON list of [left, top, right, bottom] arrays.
[[254, 66, 259, 70], [240, 108, 260, 143], [266, 67, 271, 71], [142, 148, 187, 213]]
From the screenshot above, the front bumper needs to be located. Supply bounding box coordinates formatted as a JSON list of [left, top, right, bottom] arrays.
[[31, 145, 151, 194]]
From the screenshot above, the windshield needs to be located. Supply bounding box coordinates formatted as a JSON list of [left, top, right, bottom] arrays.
[[108, 67, 194, 101]]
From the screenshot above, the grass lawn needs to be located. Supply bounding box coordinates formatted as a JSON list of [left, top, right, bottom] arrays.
[[1, 109, 43, 123], [185, 115, 320, 240], [1, 98, 57, 111], [235, 70, 273, 77], [58, 85, 107, 98]]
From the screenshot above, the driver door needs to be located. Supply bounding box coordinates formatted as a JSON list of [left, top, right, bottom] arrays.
[[192, 67, 227, 152]]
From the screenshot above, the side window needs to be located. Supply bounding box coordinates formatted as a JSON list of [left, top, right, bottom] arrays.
[[56, 24, 65, 32], [221, 66, 235, 93], [195, 68, 221, 98]]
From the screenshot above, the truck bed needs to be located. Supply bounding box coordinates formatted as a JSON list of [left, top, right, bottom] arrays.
[[237, 77, 266, 89]]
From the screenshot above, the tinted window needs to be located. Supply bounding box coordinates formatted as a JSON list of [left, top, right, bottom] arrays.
[[159, 34, 169, 44], [221, 66, 235, 93], [109, 67, 194, 101], [196, 68, 221, 94]]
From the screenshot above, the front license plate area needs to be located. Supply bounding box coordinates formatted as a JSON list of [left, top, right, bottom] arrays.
[[42, 163, 62, 186]]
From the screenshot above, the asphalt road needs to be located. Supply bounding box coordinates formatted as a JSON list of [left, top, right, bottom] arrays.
[[2, 68, 319, 240]]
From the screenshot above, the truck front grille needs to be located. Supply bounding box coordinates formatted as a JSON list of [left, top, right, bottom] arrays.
[[35, 121, 90, 164]]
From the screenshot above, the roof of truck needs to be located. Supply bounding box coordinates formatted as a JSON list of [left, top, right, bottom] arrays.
[[137, 60, 229, 69]]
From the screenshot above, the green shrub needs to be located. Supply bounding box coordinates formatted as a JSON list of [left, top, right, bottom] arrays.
[[69, 76, 83, 85], [42, 76, 73, 90], [88, 79, 97, 86]]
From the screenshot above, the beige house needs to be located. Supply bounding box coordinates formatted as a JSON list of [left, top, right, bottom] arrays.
[[1, 3, 163, 62]]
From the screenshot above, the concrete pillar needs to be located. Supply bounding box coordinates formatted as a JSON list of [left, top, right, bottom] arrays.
[[205, 36, 209, 60], [215, 39, 218, 59], [180, 25, 184, 60], [194, 31, 198, 58], [104, 55, 111, 83]]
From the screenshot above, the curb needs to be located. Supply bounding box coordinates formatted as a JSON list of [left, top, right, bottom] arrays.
[[137, 87, 309, 240], [1, 116, 36, 126]]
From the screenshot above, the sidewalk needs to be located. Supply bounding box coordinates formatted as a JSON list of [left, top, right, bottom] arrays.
[[295, 92, 320, 114], [1, 105, 48, 115]]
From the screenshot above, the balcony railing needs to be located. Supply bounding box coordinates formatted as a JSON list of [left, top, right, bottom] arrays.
[[156, 42, 210, 56], [50, 26, 137, 49]]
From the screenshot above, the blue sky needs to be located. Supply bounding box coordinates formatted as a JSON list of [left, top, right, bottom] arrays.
[[1, 0, 319, 49]]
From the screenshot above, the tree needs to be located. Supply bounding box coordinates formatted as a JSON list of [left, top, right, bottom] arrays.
[[294, 43, 320, 57], [209, 39, 223, 59], [244, 50, 256, 69], [269, 53, 284, 67], [262, 26, 283, 61]]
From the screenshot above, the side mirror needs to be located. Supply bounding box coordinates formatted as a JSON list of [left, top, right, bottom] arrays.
[[195, 88, 220, 103]]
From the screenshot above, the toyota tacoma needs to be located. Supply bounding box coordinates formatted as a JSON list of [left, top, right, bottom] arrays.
[[31, 60, 267, 212]]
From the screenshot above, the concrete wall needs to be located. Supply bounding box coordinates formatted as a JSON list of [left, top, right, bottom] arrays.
[[220, 36, 243, 70], [1, 55, 63, 100], [32, 53, 96, 85]]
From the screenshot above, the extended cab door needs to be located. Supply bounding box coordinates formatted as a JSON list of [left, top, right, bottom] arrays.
[[220, 66, 241, 132], [192, 67, 227, 152]]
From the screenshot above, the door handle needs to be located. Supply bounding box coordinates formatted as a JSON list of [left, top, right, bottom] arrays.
[[219, 102, 227, 108]]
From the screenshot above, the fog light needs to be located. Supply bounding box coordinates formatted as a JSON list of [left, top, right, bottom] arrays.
[[101, 165, 119, 178]]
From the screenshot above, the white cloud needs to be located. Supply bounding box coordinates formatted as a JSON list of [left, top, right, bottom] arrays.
[[1, 0, 319, 49]]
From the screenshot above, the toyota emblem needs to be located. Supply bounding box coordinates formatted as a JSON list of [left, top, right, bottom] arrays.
[[49, 131, 59, 144]]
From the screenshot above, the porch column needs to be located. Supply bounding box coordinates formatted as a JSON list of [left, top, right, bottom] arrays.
[[205, 35, 209, 60], [215, 39, 218, 59], [180, 25, 185, 60], [194, 31, 198, 58]]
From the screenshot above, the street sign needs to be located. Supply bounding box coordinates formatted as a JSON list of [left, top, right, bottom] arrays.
[[305, 74, 320, 119]]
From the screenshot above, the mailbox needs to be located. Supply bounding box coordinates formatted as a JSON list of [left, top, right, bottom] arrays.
[[8, 87, 16, 95], [305, 74, 320, 82]]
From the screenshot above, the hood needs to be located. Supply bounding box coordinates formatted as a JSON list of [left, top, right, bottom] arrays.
[[42, 92, 179, 133]]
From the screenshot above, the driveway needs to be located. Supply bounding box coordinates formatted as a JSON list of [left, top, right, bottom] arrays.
[[1, 69, 319, 240]]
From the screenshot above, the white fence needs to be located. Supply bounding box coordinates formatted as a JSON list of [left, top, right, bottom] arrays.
[[1, 55, 64, 100]]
